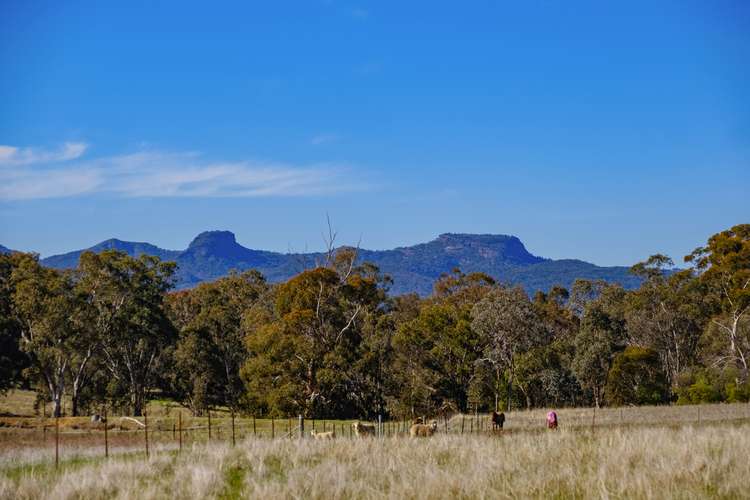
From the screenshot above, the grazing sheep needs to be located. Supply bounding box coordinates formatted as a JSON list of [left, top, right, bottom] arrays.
[[491, 411, 505, 430], [409, 420, 438, 437], [547, 411, 558, 430], [310, 430, 335, 440], [352, 421, 376, 437]]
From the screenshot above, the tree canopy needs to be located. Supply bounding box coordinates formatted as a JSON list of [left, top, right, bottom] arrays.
[[0, 225, 748, 418]]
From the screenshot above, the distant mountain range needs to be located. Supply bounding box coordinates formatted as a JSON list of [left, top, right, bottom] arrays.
[[7, 231, 642, 295]]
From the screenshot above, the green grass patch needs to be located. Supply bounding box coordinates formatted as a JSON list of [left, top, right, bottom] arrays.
[[219, 461, 247, 500], [261, 454, 286, 482]]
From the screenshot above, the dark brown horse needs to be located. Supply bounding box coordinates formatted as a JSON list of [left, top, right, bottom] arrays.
[[491, 411, 505, 430]]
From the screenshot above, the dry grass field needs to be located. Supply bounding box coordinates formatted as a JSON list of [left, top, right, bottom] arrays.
[[1, 422, 748, 499], [1, 390, 749, 499]]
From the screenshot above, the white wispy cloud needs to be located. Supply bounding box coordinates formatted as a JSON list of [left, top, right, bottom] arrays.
[[0, 167, 102, 200], [0, 142, 88, 166], [0, 144, 368, 201]]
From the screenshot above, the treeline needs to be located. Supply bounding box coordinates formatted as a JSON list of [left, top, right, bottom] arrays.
[[0, 225, 748, 418]]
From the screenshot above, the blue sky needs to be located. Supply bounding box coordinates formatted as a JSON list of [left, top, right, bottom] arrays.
[[1, 0, 748, 265]]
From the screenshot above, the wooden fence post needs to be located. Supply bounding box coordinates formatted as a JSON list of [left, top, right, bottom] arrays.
[[178, 411, 183, 452], [144, 410, 149, 458], [378, 415, 382, 438], [231, 409, 236, 447], [298, 415, 304, 439], [43, 403, 47, 443], [271, 417, 275, 439], [288, 417, 291, 439], [461, 415, 465, 435], [104, 405, 109, 459], [253, 415, 256, 437], [591, 406, 596, 432], [55, 415, 59, 469], [207, 409, 212, 442]]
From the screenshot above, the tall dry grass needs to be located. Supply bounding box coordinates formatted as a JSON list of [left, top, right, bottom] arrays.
[[490, 402, 750, 430], [1, 421, 748, 499]]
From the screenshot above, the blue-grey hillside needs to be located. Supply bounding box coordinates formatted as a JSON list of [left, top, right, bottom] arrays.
[[41, 239, 181, 268], [34, 230, 641, 295]]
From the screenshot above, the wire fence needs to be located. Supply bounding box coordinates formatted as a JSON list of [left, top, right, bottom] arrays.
[[2, 402, 749, 468]]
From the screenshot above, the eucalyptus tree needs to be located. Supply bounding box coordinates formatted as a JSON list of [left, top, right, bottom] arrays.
[[242, 249, 388, 418], [471, 287, 549, 411], [393, 300, 479, 415], [568, 279, 610, 317], [626, 255, 708, 388], [0, 253, 25, 394], [8, 253, 93, 416], [687, 224, 750, 381], [605, 346, 669, 406], [167, 270, 269, 413], [351, 294, 419, 419], [78, 250, 175, 416], [389, 269, 494, 415], [571, 284, 627, 407], [521, 288, 581, 407], [433, 268, 496, 306]]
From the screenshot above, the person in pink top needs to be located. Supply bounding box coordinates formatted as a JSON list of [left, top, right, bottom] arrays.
[[546, 411, 558, 429]]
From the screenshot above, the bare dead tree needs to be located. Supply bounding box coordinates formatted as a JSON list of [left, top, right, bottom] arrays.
[[320, 213, 338, 268]]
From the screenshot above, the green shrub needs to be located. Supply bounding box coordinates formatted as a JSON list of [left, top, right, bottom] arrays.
[[725, 381, 750, 403], [605, 347, 669, 406], [683, 375, 722, 404], [676, 367, 750, 404]]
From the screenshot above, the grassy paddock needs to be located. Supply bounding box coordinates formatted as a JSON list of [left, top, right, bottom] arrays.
[[0, 413, 361, 465], [468, 402, 750, 430], [2, 392, 748, 498], [1, 422, 748, 499]]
